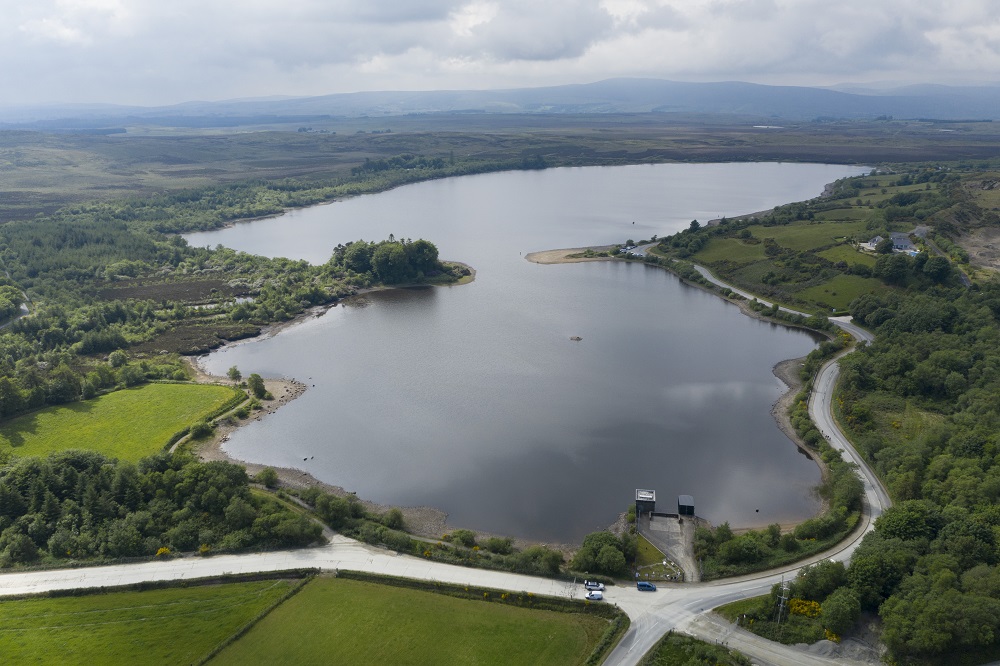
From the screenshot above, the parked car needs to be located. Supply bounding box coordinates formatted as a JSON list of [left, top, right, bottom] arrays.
[[585, 590, 604, 601], [636, 581, 657, 592], [583, 580, 605, 591]]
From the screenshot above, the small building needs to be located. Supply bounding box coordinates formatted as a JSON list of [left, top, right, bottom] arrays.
[[678, 495, 695, 516], [890, 232, 916, 252], [635, 489, 656, 516]]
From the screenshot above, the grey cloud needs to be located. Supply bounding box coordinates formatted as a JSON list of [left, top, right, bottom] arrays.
[[344, 0, 463, 23], [458, 1, 614, 61], [632, 5, 689, 32]]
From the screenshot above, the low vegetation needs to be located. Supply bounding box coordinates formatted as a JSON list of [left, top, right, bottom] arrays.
[[0, 577, 299, 665], [639, 632, 751, 666], [295, 487, 567, 577]]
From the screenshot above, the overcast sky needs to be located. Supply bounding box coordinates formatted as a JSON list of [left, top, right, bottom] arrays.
[[3, 0, 999, 106]]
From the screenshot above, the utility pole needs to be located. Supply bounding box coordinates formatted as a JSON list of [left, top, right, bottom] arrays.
[[775, 576, 790, 639]]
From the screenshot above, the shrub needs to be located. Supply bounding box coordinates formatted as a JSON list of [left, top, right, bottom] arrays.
[[382, 507, 404, 530], [484, 536, 514, 555], [449, 529, 477, 548], [189, 420, 214, 438], [255, 468, 279, 489]]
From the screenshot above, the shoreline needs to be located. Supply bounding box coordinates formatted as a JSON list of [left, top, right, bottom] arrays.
[[526, 245, 831, 529], [187, 244, 825, 546], [187, 360, 457, 543], [183, 268, 486, 545], [185, 281, 578, 553]]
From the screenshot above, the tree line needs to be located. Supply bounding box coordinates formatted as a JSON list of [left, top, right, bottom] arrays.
[[0, 450, 321, 566]]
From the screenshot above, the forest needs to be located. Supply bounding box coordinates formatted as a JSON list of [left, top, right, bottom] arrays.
[[0, 450, 321, 566]]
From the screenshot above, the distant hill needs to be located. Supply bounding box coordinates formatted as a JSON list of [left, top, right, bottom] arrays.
[[3, 78, 1000, 129]]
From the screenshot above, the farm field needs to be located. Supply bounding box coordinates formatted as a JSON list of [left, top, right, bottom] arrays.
[[812, 207, 870, 221], [795, 274, 883, 311], [0, 579, 295, 665], [210, 576, 609, 666], [0, 383, 241, 461], [816, 244, 876, 266], [748, 220, 869, 251], [693, 237, 767, 264]]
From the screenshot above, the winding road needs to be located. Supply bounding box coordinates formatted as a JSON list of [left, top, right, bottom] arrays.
[[0, 258, 891, 666]]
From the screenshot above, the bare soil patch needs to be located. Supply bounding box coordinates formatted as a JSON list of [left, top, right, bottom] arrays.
[[958, 227, 1000, 272]]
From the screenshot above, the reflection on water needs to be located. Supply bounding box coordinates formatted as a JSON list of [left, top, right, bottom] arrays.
[[189, 162, 868, 542]]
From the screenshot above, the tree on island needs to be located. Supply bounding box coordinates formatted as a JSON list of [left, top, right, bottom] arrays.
[[330, 237, 444, 284]]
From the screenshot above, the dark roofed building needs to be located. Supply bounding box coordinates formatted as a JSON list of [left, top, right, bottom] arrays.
[[636, 489, 656, 516]]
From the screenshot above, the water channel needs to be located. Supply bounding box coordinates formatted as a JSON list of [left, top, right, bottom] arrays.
[[187, 162, 870, 543]]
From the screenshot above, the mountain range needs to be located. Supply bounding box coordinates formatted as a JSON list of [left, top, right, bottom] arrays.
[[3, 79, 999, 129]]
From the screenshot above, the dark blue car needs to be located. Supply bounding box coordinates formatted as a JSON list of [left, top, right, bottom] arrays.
[[637, 581, 657, 591]]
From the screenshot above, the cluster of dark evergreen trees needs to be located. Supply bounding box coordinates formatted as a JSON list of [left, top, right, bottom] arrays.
[[0, 451, 321, 566]]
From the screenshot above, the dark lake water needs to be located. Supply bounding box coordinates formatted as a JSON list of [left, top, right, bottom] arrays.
[[187, 162, 869, 543]]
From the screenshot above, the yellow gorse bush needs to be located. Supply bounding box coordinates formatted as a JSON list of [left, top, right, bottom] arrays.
[[789, 598, 822, 618]]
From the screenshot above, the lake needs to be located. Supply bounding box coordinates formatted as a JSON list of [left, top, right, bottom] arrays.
[[187, 162, 870, 543]]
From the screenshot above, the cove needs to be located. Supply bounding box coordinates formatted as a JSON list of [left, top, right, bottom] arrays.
[[187, 162, 870, 543]]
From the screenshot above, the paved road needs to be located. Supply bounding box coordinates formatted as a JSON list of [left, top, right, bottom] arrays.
[[0, 535, 580, 601], [0, 259, 889, 666]]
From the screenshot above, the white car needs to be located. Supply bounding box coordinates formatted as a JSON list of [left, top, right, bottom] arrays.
[[585, 590, 604, 601], [583, 580, 605, 591]]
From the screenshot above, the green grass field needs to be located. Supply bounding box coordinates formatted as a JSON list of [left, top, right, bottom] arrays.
[[0, 580, 295, 665], [795, 274, 883, 310], [694, 238, 767, 264], [812, 207, 871, 221], [210, 577, 608, 666], [750, 220, 870, 251], [0, 383, 241, 461], [816, 245, 877, 266]]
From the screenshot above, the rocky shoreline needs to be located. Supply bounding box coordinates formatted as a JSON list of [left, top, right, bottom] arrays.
[[185, 347, 569, 552]]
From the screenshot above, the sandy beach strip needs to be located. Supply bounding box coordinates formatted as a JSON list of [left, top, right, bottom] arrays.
[[524, 246, 616, 264]]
